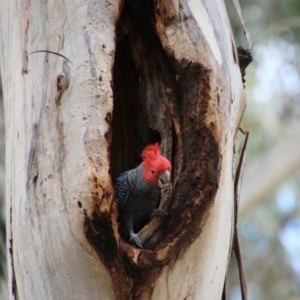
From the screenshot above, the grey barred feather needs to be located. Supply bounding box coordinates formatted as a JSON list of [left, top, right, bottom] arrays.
[[114, 164, 161, 245], [114, 171, 129, 212]]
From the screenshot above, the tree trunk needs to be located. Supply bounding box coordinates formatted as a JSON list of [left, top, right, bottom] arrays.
[[0, 0, 246, 299]]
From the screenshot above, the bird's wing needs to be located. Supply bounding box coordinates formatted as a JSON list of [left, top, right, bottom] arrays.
[[114, 171, 130, 212]]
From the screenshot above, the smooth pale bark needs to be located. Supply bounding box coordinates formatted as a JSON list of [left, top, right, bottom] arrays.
[[0, 0, 245, 300], [1, 0, 121, 299], [151, 1, 245, 298]]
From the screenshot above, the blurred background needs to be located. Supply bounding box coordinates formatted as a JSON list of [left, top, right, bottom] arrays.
[[226, 0, 300, 299], [0, 0, 300, 299]]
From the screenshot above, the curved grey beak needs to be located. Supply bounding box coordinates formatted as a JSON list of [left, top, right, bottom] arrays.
[[158, 170, 170, 188]]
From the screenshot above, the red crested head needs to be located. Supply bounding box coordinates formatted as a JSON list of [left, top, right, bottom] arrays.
[[142, 143, 172, 187]]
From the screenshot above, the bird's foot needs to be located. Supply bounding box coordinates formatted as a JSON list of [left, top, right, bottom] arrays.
[[151, 209, 168, 218], [129, 232, 143, 248]]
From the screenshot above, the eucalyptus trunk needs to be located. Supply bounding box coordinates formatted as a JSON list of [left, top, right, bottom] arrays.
[[0, 0, 246, 299]]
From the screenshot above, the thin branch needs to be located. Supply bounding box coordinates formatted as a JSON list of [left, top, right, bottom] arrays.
[[233, 230, 248, 300], [233, 128, 249, 300], [234, 128, 249, 227], [231, 0, 252, 49], [29, 50, 73, 64]]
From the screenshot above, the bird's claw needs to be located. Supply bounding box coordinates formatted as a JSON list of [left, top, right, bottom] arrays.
[[151, 209, 168, 218], [129, 233, 143, 248]]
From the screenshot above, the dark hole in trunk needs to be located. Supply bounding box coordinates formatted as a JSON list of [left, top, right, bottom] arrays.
[[111, 21, 161, 182]]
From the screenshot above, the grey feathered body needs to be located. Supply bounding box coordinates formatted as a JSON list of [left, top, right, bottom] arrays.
[[115, 164, 161, 233]]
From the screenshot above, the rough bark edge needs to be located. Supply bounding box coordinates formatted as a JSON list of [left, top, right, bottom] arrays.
[[83, 1, 222, 298]]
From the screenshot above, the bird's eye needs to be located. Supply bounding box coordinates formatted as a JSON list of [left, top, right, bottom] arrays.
[[151, 170, 155, 174]]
